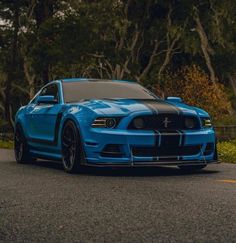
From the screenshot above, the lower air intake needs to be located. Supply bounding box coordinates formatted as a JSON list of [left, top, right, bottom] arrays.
[[132, 145, 202, 157], [101, 144, 123, 158]]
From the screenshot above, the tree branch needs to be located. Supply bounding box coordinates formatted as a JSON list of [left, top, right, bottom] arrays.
[[0, 103, 4, 112], [194, 11, 216, 83], [9, 105, 15, 128], [139, 40, 160, 81], [12, 83, 30, 95]]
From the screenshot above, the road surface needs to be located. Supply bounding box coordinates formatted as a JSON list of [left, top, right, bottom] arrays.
[[0, 149, 235, 242]]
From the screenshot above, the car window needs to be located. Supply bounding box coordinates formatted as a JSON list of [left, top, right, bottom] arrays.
[[40, 84, 60, 102], [63, 81, 157, 103]]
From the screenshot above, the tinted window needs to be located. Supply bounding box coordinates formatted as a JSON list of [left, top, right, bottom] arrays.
[[40, 84, 59, 102], [63, 81, 157, 103]]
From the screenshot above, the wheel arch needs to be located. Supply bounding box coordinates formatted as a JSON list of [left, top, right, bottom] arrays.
[[60, 117, 87, 166], [14, 121, 25, 136], [60, 117, 84, 146]]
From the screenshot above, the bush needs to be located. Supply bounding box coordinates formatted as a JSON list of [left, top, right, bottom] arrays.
[[156, 65, 232, 120], [214, 115, 236, 126], [0, 140, 14, 149], [218, 140, 236, 164]]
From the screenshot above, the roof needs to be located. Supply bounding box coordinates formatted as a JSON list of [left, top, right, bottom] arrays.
[[52, 78, 135, 83], [61, 78, 91, 82]]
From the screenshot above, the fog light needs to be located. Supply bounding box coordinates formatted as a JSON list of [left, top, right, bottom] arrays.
[[105, 118, 116, 128]]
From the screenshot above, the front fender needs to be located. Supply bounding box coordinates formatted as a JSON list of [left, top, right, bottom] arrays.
[[15, 106, 27, 133], [59, 105, 97, 146]]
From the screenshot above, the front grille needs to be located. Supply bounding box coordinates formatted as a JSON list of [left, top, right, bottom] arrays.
[[128, 114, 200, 130], [132, 145, 202, 157], [160, 131, 182, 146]]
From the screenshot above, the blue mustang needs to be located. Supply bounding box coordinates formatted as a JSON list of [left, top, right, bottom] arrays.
[[14, 79, 218, 173]]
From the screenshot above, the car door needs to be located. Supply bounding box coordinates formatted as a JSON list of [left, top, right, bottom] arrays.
[[26, 83, 62, 145]]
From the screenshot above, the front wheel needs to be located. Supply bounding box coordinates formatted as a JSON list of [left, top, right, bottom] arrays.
[[61, 121, 84, 173], [178, 164, 206, 172], [14, 124, 35, 164]]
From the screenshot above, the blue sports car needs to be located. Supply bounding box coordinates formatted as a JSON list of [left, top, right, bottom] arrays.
[[14, 79, 218, 173]]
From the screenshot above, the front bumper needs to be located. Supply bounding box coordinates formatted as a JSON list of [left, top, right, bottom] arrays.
[[84, 160, 219, 167], [82, 128, 217, 167]]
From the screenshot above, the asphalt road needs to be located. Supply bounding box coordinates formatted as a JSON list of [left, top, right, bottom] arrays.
[[0, 149, 235, 243]]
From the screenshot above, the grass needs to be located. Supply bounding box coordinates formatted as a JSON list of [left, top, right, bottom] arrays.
[[218, 140, 236, 164], [0, 140, 14, 149], [0, 139, 236, 164]]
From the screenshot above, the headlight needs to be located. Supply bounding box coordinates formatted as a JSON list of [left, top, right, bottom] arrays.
[[133, 117, 145, 129], [201, 117, 212, 128], [184, 117, 196, 129], [92, 117, 118, 128]]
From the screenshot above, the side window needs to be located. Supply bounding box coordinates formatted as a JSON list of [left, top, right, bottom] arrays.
[[40, 84, 60, 103]]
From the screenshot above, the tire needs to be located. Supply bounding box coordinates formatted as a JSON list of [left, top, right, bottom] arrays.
[[178, 164, 206, 172], [14, 124, 36, 164], [61, 120, 84, 173]]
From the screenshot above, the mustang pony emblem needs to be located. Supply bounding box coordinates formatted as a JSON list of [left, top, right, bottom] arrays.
[[163, 117, 171, 128]]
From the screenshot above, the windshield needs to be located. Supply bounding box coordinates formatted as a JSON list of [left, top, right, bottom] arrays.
[[62, 81, 157, 103]]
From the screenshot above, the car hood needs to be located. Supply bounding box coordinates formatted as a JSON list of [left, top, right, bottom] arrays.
[[77, 99, 205, 117]]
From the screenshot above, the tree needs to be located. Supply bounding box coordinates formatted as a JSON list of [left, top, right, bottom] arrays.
[[0, 0, 23, 128], [0, 0, 235, 131]]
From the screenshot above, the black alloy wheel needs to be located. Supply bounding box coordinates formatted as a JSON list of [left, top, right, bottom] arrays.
[[14, 124, 35, 164], [62, 121, 84, 173]]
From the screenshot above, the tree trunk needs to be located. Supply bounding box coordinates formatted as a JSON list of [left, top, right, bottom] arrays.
[[195, 15, 217, 83], [20, 0, 38, 99], [23, 59, 35, 99], [158, 36, 180, 79], [138, 40, 159, 82], [229, 74, 236, 97], [4, 2, 19, 130], [35, 0, 55, 84], [35, 0, 54, 27]]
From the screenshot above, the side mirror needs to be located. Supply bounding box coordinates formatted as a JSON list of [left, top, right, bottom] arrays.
[[166, 97, 183, 103], [37, 95, 57, 104]]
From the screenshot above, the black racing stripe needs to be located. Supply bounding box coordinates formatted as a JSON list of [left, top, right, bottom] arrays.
[[138, 99, 181, 115], [140, 100, 158, 115], [153, 130, 159, 147], [153, 130, 159, 161], [159, 130, 181, 147], [177, 130, 185, 161], [138, 99, 184, 160], [178, 130, 185, 147], [164, 100, 183, 116]]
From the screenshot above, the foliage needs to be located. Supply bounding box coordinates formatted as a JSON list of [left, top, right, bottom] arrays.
[[214, 115, 236, 126], [0, 139, 13, 149], [218, 140, 236, 164], [0, 0, 236, 130], [156, 65, 232, 120]]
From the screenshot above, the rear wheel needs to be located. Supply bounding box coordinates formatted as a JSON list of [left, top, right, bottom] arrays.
[[178, 164, 206, 172], [14, 124, 35, 164], [61, 121, 84, 173]]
